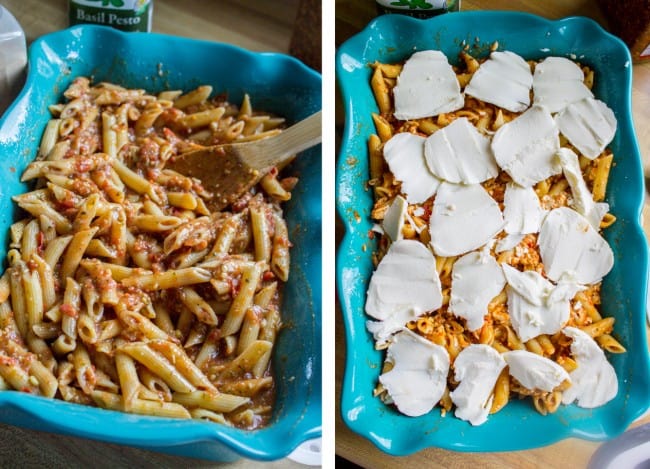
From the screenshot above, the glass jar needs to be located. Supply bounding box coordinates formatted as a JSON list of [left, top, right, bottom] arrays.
[[68, 0, 153, 32], [376, 0, 460, 18], [0, 6, 27, 117]]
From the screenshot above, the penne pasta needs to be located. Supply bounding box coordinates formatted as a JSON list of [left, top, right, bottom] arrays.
[[0, 78, 294, 430]]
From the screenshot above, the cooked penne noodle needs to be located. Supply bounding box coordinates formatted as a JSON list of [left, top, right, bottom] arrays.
[[60, 227, 99, 281], [0, 78, 294, 430], [370, 66, 391, 114], [92, 390, 191, 419], [148, 340, 215, 391], [121, 267, 211, 290], [22, 268, 44, 329], [221, 262, 263, 336], [39, 119, 61, 159], [270, 213, 290, 282], [173, 85, 212, 109], [114, 349, 140, 411], [61, 277, 81, 339], [119, 342, 195, 393], [178, 286, 219, 326], [171, 390, 249, 413], [371, 113, 393, 143]]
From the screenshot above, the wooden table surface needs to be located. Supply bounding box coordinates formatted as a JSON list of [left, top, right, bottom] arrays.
[[0, 0, 311, 467], [335, 1, 650, 468]]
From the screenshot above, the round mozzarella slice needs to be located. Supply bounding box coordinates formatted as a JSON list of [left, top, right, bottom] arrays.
[[365, 239, 442, 321], [384, 132, 441, 204], [555, 97, 617, 160], [429, 182, 504, 257], [503, 349, 570, 392], [424, 117, 499, 184], [538, 207, 614, 284], [502, 264, 585, 342], [379, 329, 450, 417], [393, 50, 464, 120], [449, 249, 506, 331], [533, 56, 594, 113], [491, 105, 561, 187], [465, 50, 533, 112], [450, 344, 506, 426], [561, 327, 618, 408]]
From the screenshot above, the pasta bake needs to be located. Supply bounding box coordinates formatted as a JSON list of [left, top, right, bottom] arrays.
[[0, 78, 296, 429], [365, 46, 623, 425]]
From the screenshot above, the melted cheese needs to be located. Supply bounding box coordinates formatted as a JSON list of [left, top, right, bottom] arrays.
[[429, 182, 504, 257], [502, 264, 584, 342], [365, 240, 442, 343], [393, 50, 464, 120], [533, 56, 594, 113], [465, 51, 533, 112], [503, 349, 571, 392], [503, 182, 546, 235], [384, 132, 441, 204], [556, 148, 609, 228], [449, 248, 506, 331], [538, 207, 614, 284], [424, 117, 499, 184], [382, 195, 408, 242], [561, 327, 618, 408], [555, 97, 617, 159], [450, 344, 507, 426], [379, 329, 450, 417], [491, 105, 561, 187]]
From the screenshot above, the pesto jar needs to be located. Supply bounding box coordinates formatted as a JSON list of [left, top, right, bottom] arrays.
[[376, 0, 460, 18], [0, 5, 27, 116], [69, 0, 153, 32]]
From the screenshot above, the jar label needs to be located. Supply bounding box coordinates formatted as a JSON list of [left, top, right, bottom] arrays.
[[376, 0, 448, 9], [69, 0, 152, 32]]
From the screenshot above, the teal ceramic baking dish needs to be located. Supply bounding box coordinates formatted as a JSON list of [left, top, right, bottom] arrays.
[[336, 11, 649, 454], [0, 25, 321, 462]]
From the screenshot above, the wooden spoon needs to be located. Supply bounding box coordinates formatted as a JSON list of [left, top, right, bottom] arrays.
[[165, 110, 322, 211]]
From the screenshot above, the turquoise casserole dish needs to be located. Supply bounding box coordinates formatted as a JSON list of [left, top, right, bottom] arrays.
[[0, 26, 321, 462], [336, 12, 650, 454]]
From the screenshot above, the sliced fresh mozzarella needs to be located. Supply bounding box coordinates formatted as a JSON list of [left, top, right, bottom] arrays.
[[538, 207, 614, 284], [533, 56, 594, 113], [464, 51, 533, 112], [556, 148, 609, 228], [503, 349, 571, 392], [429, 182, 504, 257], [491, 105, 561, 187], [393, 50, 464, 120], [450, 344, 507, 426], [449, 248, 506, 331], [379, 328, 450, 417], [384, 132, 441, 204], [561, 326, 618, 408], [555, 97, 617, 159], [503, 182, 546, 235], [382, 195, 408, 242], [502, 264, 584, 341], [365, 238, 442, 322], [424, 117, 499, 184]]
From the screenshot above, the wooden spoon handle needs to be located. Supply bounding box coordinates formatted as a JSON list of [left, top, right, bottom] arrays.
[[252, 110, 322, 168]]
